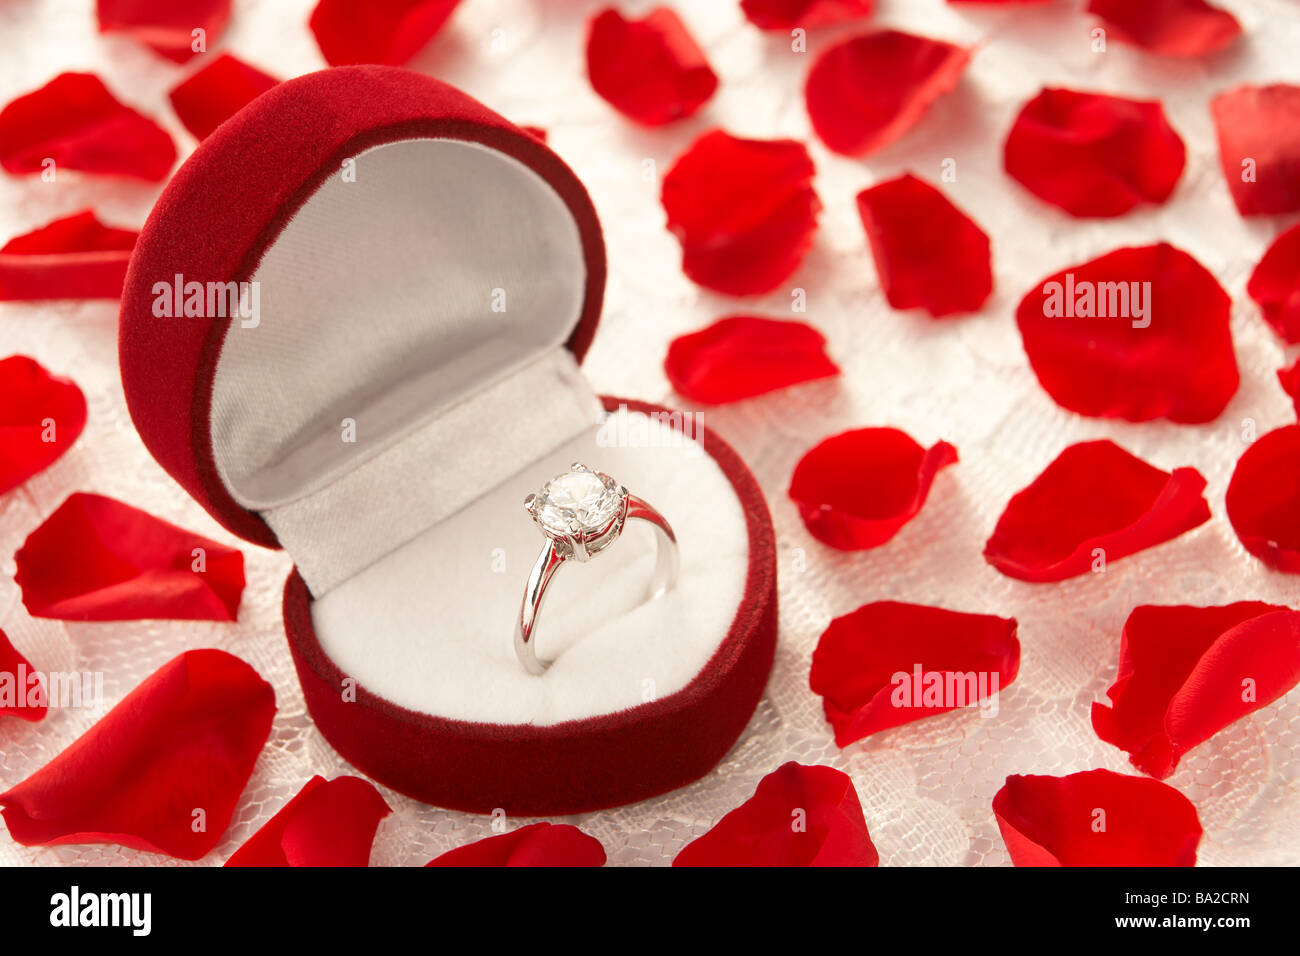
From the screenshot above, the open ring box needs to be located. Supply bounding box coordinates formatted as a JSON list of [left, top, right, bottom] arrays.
[[117, 66, 777, 814]]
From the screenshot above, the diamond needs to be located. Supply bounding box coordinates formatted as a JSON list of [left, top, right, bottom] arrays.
[[532, 464, 623, 537]]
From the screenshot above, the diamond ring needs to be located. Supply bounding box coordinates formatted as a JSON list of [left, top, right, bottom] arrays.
[[515, 463, 679, 675]]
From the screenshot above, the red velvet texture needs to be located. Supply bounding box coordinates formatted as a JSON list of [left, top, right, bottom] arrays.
[[117, 66, 607, 548], [283, 397, 778, 815]]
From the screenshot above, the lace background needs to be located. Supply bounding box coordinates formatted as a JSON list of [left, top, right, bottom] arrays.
[[1, 0, 1298, 866]]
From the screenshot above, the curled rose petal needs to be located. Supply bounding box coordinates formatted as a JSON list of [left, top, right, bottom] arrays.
[[1280, 358, 1300, 418], [1247, 222, 1300, 343], [665, 315, 838, 404], [0, 357, 87, 495], [1211, 84, 1300, 216], [856, 173, 992, 317], [0, 649, 275, 859], [225, 776, 391, 866], [0, 629, 46, 723], [984, 440, 1210, 582], [169, 53, 279, 141], [585, 8, 717, 126], [1004, 89, 1186, 217], [788, 427, 957, 550], [811, 602, 1019, 745], [1092, 603, 1300, 779], [14, 492, 245, 621], [993, 769, 1201, 866], [1225, 424, 1300, 573], [741, 0, 874, 30], [309, 0, 462, 66], [805, 29, 971, 158], [97, 0, 232, 64], [1086, 0, 1240, 57], [1016, 243, 1237, 423], [427, 823, 606, 867], [674, 762, 878, 866], [0, 210, 137, 301], [0, 73, 175, 181], [661, 129, 819, 295]]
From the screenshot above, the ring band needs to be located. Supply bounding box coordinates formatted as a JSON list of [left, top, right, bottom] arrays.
[[515, 463, 679, 675]]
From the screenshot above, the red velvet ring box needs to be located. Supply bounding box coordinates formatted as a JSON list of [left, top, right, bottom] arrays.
[[116, 66, 777, 815]]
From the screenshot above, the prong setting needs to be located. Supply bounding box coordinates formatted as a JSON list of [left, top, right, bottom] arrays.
[[527, 462, 629, 562]]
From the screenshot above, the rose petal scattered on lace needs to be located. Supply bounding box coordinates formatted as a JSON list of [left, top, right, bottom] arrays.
[[1211, 84, 1300, 216], [0, 649, 275, 859], [1092, 603, 1300, 778], [97, 0, 232, 64], [1225, 424, 1300, 573], [1086, 0, 1240, 57], [665, 315, 838, 404], [805, 29, 971, 157], [984, 440, 1210, 583], [14, 492, 245, 621], [0, 629, 45, 723], [1016, 242, 1237, 423], [811, 602, 1019, 745], [1004, 89, 1186, 217], [662, 129, 819, 295], [993, 769, 1201, 866], [0, 73, 175, 181], [309, 0, 463, 66], [788, 427, 957, 550], [741, 0, 874, 30], [169, 53, 278, 141], [1280, 358, 1300, 418], [1247, 222, 1300, 343], [856, 173, 992, 317], [0, 210, 137, 301], [585, 8, 717, 126], [426, 823, 606, 867], [225, 775, 391, 866], [0, 357, 87, 496], [674, 762, 879, 866]]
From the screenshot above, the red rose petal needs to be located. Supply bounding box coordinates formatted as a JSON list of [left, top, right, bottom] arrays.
[[741, 0, 874, 30], [0, 629, 46, 723], [14, 492, 245, 621], [984, 440, 1210, 583], [1211, 84, 1300, 216], [97, 0, 232, 64], [0, 649, 275, 859], [788, 427, 957, 550], [1279, 357, 1300, 418], [0, 210, 137, 301], [856, 173, 993, 317], [1004, 88, 1186, 217], [1092, 603, 1300, 778], [1016, 243, 1237, 423], [665, 315, 838, 404], [674, 762, 878, 866], [169, 53, 279, 141], [585, 8, 717, 126], [1247, 222, 1300, 343], [805, 29, 971, 158], [1226, 424, 1300, 573], [1087, 0, 1240, 57], [225, 776, 391, 867], [0, 357, 87, 495], [426, 823, 606, 867], [309, 0, 462, 67], [993, 769, 1201, 866], [811, 602, 1019, 746], [0, 73, 176, 181], [661, 129, 820, 295]]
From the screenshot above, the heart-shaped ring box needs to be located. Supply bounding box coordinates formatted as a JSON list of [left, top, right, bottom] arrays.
[[118, 66, 777, 814]]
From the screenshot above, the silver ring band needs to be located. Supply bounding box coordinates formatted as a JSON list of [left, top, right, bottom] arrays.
[[515, 465, 679, 675]]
